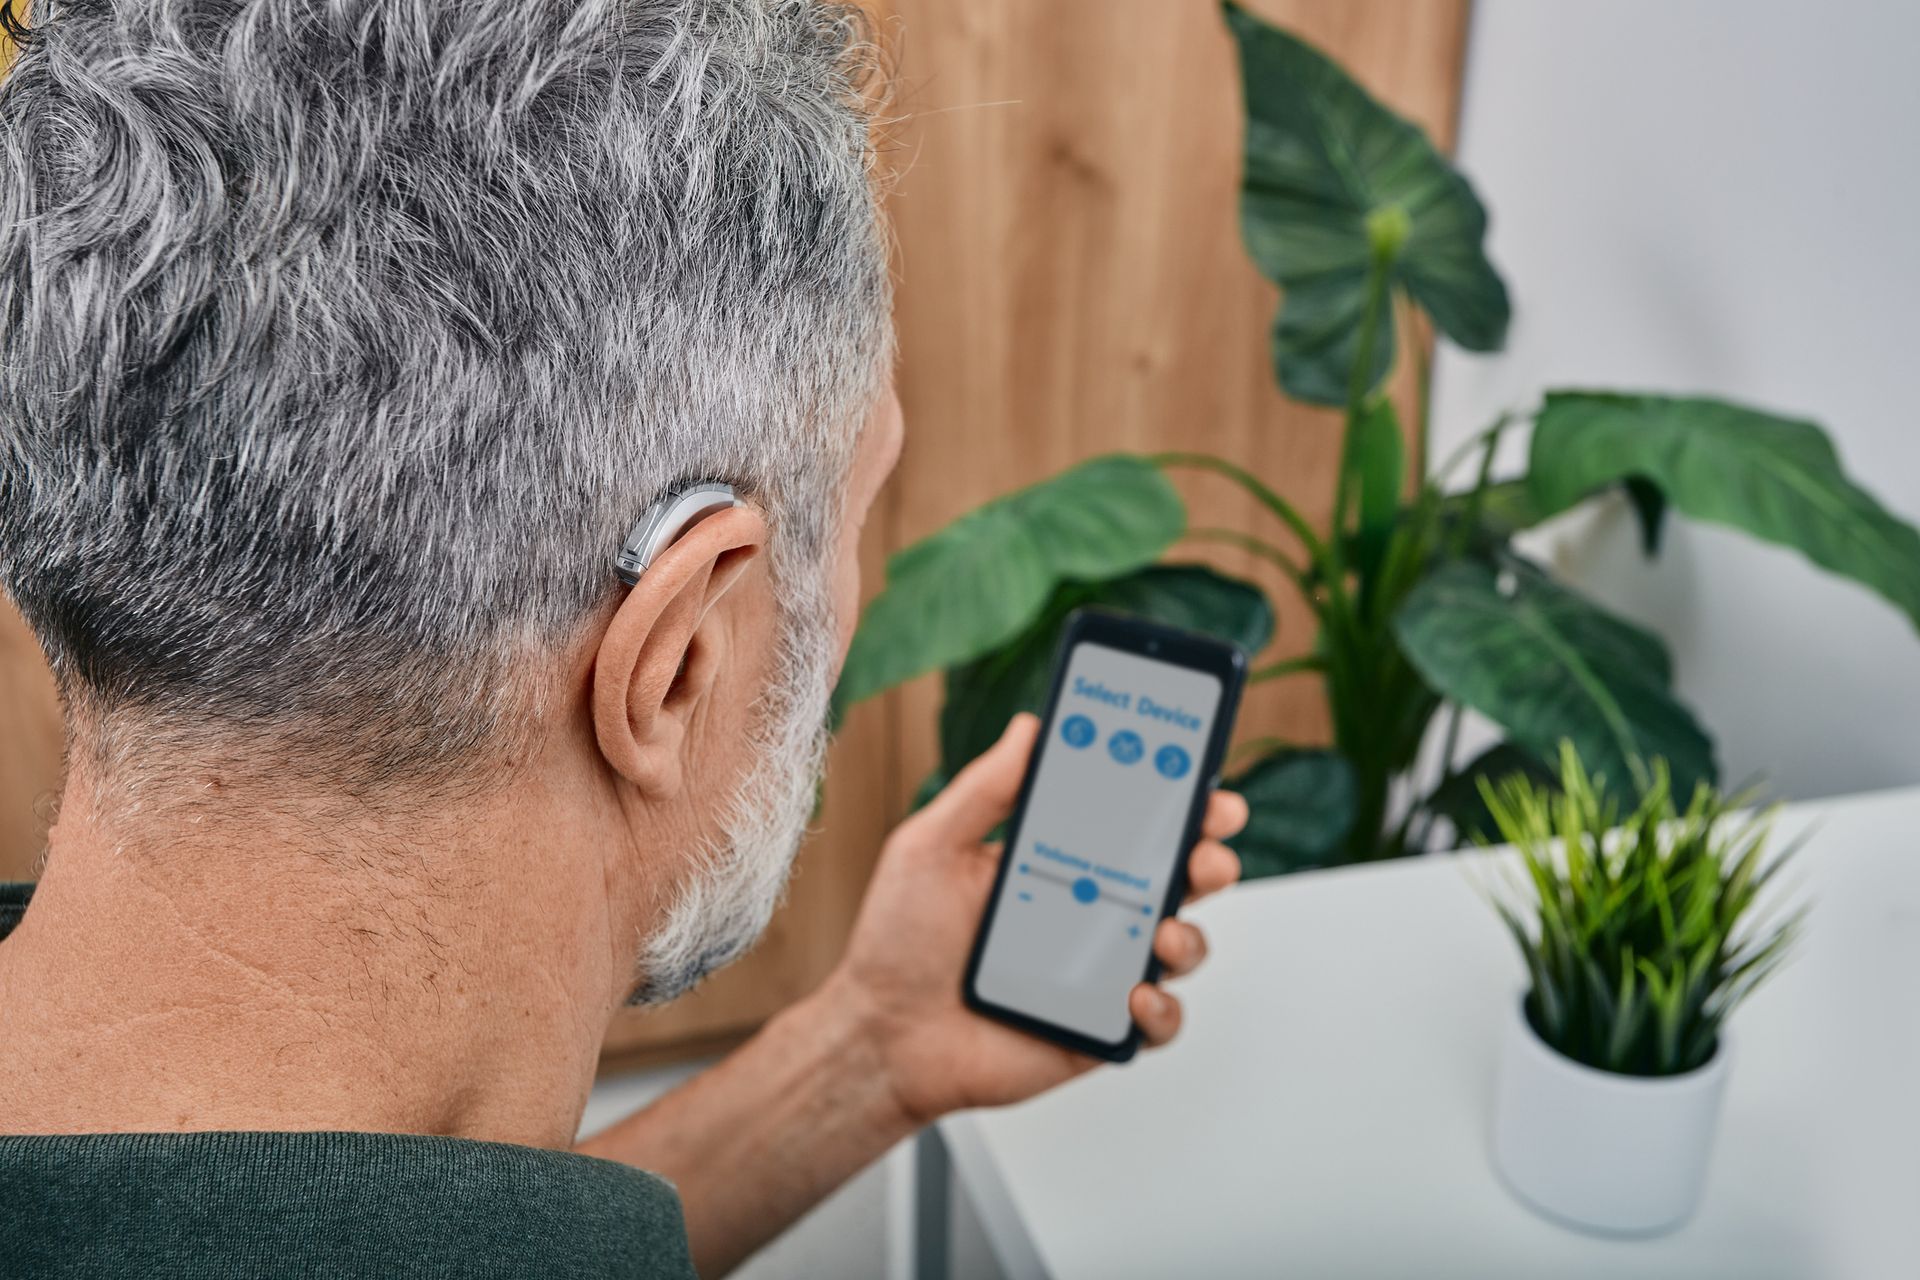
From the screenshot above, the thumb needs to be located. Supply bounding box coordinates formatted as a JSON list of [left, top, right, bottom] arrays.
[[915, 713, 1041, 845]]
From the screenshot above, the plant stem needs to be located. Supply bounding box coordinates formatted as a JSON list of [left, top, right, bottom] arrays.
[[1431, 410, 1519, 489], [1436, 699, 1465, 781], [1185, 526, 1313, 598], [1407, 296, 1432, 475], [1317, 244, 1402, 862], [1248, 654, 1325, 684], [1448, 417, 1510, 557], [1408, 700, 1467, 854], [1327, 251, 1396, 591], [1151, 453, 1329, 566]]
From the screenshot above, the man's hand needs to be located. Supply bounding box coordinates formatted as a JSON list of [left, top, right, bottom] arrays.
[[823, 713, 1247, 1127], [581, 713, 1244, 1275]]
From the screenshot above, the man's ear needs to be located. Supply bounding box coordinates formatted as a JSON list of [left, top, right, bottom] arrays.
[[591, 505, 767, 798]]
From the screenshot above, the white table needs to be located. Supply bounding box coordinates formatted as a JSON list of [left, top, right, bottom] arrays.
[[913, 785, 1920, 1279]]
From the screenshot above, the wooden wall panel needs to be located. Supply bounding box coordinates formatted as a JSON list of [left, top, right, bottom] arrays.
[[0, 10, 56, 886], [0, 601, 61, 882], [0, 1, 1470, 1068], [610, 0, 1471, 1063], [880, 0, 1471, 810]]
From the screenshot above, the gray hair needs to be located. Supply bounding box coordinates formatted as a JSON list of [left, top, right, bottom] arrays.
[[0, 0, 891, 789]]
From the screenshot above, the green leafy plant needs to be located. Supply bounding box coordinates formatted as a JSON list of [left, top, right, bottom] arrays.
[[832, 4, 1920, 875], [1479, 744, 1804, 1076]]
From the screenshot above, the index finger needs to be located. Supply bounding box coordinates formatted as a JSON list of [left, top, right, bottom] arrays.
[[912, 713, 1041, 844]]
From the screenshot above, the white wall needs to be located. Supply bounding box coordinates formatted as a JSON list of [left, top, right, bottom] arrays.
[[1430, 0, 1920, 801]]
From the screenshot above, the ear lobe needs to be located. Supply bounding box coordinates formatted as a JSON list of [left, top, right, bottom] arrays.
[[591, 507, 767, 798]]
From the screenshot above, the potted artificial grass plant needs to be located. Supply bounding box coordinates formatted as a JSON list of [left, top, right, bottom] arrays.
[[1480, 745, 1806, 1236]]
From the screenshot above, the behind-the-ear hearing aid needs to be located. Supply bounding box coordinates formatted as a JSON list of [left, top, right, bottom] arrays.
[[615, 482, 741, 585]]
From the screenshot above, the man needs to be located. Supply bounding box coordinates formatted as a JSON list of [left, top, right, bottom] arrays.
[[0, 1, 1244, 1276]]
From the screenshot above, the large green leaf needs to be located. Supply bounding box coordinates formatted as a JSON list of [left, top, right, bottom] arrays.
[[834, 455, 1185, 715], [1393, 557, 1717, 798], [1529, 392, 1920, 630], [1226, 749, 1357, 878], [939, 565, 1274, 778], [1224, 2, 1509, 405]]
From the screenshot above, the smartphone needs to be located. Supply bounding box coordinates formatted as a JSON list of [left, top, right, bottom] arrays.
[[961, 608, 1248, 1062]]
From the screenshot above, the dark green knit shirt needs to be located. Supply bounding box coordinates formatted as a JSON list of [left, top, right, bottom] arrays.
[[0, 883, 697, 1279]]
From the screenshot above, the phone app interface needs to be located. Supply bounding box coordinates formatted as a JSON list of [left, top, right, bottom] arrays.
[[974, 641, 1223, 1044]]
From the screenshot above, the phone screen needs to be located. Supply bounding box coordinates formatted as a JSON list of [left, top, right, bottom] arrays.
[[971, 639, 1225, 1046]]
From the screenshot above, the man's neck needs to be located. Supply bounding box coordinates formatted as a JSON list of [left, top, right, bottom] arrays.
[[0, 761, 636, 1148]]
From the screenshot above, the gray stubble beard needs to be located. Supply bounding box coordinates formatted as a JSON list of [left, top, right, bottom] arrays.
[[625, 534, 840, 1008]]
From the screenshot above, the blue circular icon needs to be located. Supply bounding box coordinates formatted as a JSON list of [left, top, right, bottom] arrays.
[[1072, 876, 1100, 904], [1155, 744, 1192, 780], [1060, 714, 1097, 749], [1107, 729, 1144, 765]]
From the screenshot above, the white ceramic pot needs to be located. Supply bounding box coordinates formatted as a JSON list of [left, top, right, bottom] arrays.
[[1491, 995, 1731, 1236]]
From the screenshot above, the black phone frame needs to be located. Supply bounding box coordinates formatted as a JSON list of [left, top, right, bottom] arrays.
[[959, 607, 1248, 1063]]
